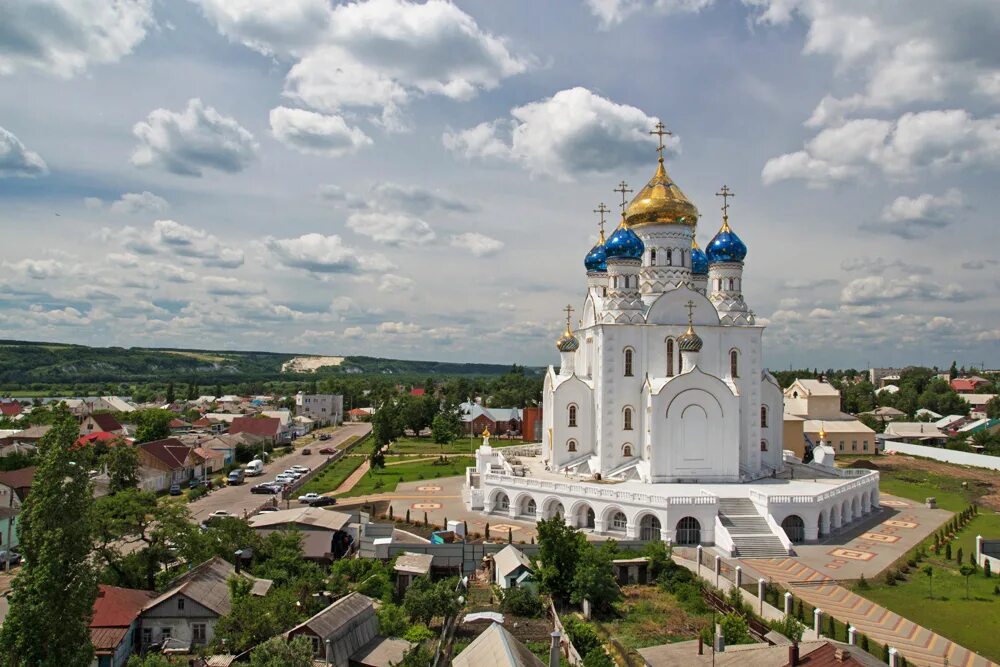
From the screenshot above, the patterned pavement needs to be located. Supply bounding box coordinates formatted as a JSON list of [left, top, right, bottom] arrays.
[[742, 557, 997, 667]]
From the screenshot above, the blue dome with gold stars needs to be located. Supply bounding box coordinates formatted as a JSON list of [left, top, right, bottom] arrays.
[[605, 220, 644, 261], [706, 220, 747, 264], [584, 237, 607, 272], [691, 238, 708, 275]]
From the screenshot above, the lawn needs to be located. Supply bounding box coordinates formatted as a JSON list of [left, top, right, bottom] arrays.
[[337, 455, 474, 498], [877, 470, 982, 512], [388, 436, 526, 455], [295, 454, 367, 496]]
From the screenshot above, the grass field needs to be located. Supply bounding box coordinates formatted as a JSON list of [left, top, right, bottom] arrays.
[[854, 463, 1000, 662], [295, 454, 367, 496], [387, 436, 526, 455], [338, 455, 474, 498]]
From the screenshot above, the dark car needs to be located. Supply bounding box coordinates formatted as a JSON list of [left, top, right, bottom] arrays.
[[302, 448, 312, 455], [0, 550, 22, 566], [319, 434, 332, 441], [251, 483, 280, 495], [318, 447, 335, 455], [168, 483, 182, 496], [309, 496, 337, 507]]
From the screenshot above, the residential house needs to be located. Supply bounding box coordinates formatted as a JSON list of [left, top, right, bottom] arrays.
[[858, 406, 906, 422], [247, 507, 355, 561], [286, 592, 411, 667], [294, 393, 343, 426], [915, 408, 942, 420], [393, 552, 433, 595], [883, 422, 947, 445], [139, 557, 272, 651], [93, 396, 136, 413], [951, 377, 990, 394], [80, 413, 124, 437], [229, 416, 288, 445], [169, 419, 192, 435], [192, 448, 225, 479], [0, 402, 23, 419], [292, 415, 315, 437], [965, 393, 996, 419], [874, 385, 899, 396], [0, 467, 33, 550], [260, 410, 292, 429], [196, 433, 261, 466], [137, 439, 200, 492], [783, 379, 876, 456], [452, 623, 545, 667], [493, 545, 533, 590], [347, 407, 374, 421], [409, 387, 426, 396], [0, 425, 51, 448], [460, 402, 522, 436], [215, 395, 244, 412], [75, 431, 127, 450], [90, 585, 156, 667]]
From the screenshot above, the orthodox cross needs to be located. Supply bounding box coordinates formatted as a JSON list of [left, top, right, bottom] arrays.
[[649, 121, 672, 160], [593, 203, 610, 236], [685, 299, 696, 325], [614, 181, 633, 212], [715, 185, 735, 218], [563, 304, 574, 330]]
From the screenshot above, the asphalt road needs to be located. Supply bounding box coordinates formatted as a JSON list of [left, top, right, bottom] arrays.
[[186, 422, 371, 522]]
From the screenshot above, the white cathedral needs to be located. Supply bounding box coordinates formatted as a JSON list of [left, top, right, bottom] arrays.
[[465, 131, 881, 555]]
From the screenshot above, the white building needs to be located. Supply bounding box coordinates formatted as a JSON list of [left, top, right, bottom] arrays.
[[295, 392, 343, 426], [465, 142, 880, 556]]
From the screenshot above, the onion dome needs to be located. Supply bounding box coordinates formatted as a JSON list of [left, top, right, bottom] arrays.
[[690, 238, 708, 275], [677, 321, 703, 353], [706, 218, 747, 264], [625, 158, 699, 227], [556, 323, 579, 352], [584, 231, 607, 272], [605, 216, 644, 260]]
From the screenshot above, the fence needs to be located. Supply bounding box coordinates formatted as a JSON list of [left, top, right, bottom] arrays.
[[882, 439, 1000, 471], [548, 600, 585, 665]]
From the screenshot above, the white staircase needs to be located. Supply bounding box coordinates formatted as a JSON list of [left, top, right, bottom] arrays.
[[717, 498, 789, 559]]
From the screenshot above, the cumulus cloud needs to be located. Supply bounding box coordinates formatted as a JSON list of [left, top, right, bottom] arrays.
[[108, 191, 169, 214], [269, 106, 372, 157], [839, 257, 923, 275], [0, 126, 48, 177], [131, 98, 258, 176], [586, 0, 715, 28], [202, 275, 264, 296], [379, 274, 415, 292], [443, 87, 665, 179], [860, 189, 966, 239], [762, 111, 1000, 186], [450, 232, 504, 257], [190, 0, 332, 56], [360, 182, 475, 215], [264, 233, 393, 274], [840, 275, 968, 306], [345, 211, 435, 246], [2, 258, 66, 279], [117, 220, 244, 268], [0, 0, 154, 77]]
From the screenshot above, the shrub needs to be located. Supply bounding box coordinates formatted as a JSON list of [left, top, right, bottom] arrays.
[[946, 544, 952, 560], [720, 612, 753, 645], [856, 574, 869, 590], [985, 560, 992, 578], [500, 587, 545, 618], [906, 558, 917, 568], [957, 547, 964, 564], [885, 571, 897, 587], [860, 634, 869, 652], [377, 603, 408, 637], [563, 617, 601, 659], [403, 624, 435, 642], [582, 650, 614, 667], [767, 614, 805, 643]]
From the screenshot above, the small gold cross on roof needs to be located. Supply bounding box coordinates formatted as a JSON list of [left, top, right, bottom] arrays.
[[715, 185, 735, 218], [593, 203, 610, 235], [649, 121, 672, 160], [614, 181, 633, 212]]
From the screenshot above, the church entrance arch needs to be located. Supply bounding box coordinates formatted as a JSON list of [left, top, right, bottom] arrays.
[[574, 503, 595, 529], [675, 516, 701, 545], [493, 491, 510, 514], [544, 498, 565, 520], [781, 515, 805, 544], [639, 514, 661, 541], [520, 496, 537, 517]]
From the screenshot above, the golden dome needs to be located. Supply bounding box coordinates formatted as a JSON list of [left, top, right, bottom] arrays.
[[625, 158, 699, 227]]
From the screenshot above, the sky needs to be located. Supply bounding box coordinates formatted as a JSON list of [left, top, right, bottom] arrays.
[[0, 0, 998, 371]]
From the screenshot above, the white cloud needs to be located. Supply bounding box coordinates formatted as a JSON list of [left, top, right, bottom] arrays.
[[861, 189, 965, 239], [116, 220, 244, 268], [2, 258, 66, 279], [0, 0, 154, 77], [586, 0, 714, 28], [361, 182, 475, 214], [201, 275, 263, 296], [839, 257, 923, 275], [762, 111, 1000, 185], [450, 232, 503, 257], [379, 274, 414, 292], [840, 275, 968, 306], [0, 126, 48, 177], [109, 191, 169, 214], [377, 321, 422, 335], [443, 87, 665, 179], [190, 0, 332, 56], [343, 326, 365, 338], [269, 106, 372, 157], [131, 98, 258, 176], [346, 211, 435, 246], [264, 233, 393, 274]]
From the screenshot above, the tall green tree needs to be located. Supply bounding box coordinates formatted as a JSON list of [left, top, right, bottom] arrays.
[[570, 544, 621, 614], [165, 381, 175, 404], [0, 410, 97, 666], [134, 409, 173, 444], [432, 407, 461, 446], [536, 515, 587, 602], [106, 444, 141, 494]]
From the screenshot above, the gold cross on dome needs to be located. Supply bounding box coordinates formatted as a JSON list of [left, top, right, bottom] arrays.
[[649, 121, 672, 160], [614, 181, 633, 212], [685, 299, 696, 324], [563, 304, 574, 330], [593, 203, 610, 235], [715, 185, 735, 218]]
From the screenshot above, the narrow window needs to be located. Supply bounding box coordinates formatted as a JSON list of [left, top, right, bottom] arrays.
[[730, 350, 739, 378], [622, 444, 633, 457], [650, 249, 656, 265], [177, 598, 185, 611], [568, 405, 577, 427], [624, 407, 633, 431], [666, 249, 673, 266], [760, 440, 768, 452], [760, 405, 768, 428], [624, 349, 634, 377], [666, 339, 674, 377], [568, 440, 577, 452]]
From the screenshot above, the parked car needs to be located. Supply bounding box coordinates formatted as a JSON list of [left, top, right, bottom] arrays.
[[251, 483, 280, 494], [319, 434, 332, 441], [168, 483, 182, 496], [207, 510, 231, 520], [318, 447, 335, 455], [282, 469, 303, 479], [298, 492, 322, 503], [309, 496, 337, 507], [258, 506, 279, 513], [0, 550, 22, 566], [244, 460, 265, 476], [301, 448, 312, 455], [290, 465, 310, 474], [228, 469, 245, 485]]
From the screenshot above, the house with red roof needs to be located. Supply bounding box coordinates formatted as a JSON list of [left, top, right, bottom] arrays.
[[137, 438, 200, 492], [80, 413, 124, 437], [169, 418, 192, 434], [0, 402, 23, 418], [228, 416, 288, 445], [75, 431, 127, 450], [951, 377, 990, 394], [410, 387, 426, 396], [91, 584, 156, 667]]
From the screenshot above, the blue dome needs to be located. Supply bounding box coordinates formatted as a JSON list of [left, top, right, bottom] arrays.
[[605, 222, 644, 260], [706, 221, 747, 263], [584, 240, 607, 272], [691, 240, 709, 275]]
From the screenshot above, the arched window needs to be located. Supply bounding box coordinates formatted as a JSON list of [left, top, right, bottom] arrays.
[[728, 278, 735, 290], [623, 407, 633, 431], [567, 439, 577, 452], [624, 349, 634, 377], [568, 405, 577, 427], [730, 349, 739, 378], [611, 511, 627, 531], [666, 248, 673, 266], [760, 440, 768, 452], [675, 517, 701, 545], [622, 444, 633, 457], [760, 405, 768, 428], [666, 339, 675, 377], [650, 249, 656, 265]]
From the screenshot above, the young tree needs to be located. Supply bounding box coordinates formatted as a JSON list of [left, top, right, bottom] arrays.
[[923, 565, 934, 599], [571, 544, 622, 614], [960, 564, 976, 599], [720, 612, 752, 645], [134, 409, 172, 444], [249, 636, 315, 667], [536, 515, 586, 602], [0, 410, 97, 666], [165, 381, 176, 404], [106, 443, 141, 494], [432, 409, 461, 447], [377, 603, 408, 637]]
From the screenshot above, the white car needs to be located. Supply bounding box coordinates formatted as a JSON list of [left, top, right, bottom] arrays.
[[290, 465, 310, 474], [282, 469, 303, 479], [298, 492, 322, 503]]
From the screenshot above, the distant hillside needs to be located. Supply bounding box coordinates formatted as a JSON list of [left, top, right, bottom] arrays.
[[0, 340, 534, 384]]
